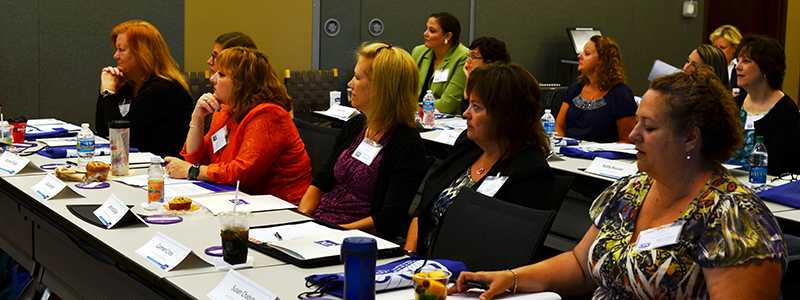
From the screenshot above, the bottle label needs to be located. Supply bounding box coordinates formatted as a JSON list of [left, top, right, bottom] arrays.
[[749, 166, 767, 185], [148, 178, 165, 203], [78, 138, 95, 152]]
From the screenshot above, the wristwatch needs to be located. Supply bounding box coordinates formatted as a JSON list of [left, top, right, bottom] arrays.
[[187, 164, 200, 180]]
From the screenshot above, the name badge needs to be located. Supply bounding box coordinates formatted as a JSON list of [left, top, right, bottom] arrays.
[[136, 232, 193, 272], [212, 126, 228, 153], [0, 151, 31, 175], [208, 270, 277, 300], [351, 138, 383, 166], [634, 220, 685, 252], [476, 174, 508, 197], [585, 157, 638, 179], [432, 69, 449, 83], [30, 174, 68, 201], [744, 115, 760, 130], [118, 103, 131, 117], [93, 194, 130, 228]]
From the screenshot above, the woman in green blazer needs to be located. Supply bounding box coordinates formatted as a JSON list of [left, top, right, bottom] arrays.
[[411, 12, 469, 114]]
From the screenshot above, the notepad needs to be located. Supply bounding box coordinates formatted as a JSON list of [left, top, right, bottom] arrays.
[[266, 229, 398, 260], [191, 193, 296, 215]]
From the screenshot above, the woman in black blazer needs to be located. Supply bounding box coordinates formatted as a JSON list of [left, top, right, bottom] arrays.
[[405, 63, 558, 255]]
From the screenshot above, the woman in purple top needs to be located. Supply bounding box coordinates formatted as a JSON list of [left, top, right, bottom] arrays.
[[298, 43, 428, 242]]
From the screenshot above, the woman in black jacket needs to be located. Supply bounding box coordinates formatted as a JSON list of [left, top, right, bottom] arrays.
[[298, 43, 428, 242], [405, 63, 557, 255]]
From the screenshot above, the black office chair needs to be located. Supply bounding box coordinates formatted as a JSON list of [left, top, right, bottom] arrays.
[[293, 118, 341, 175], [430, 187, 559, 271], [538, 85, 568, 119], [285, 68, 340, 124]]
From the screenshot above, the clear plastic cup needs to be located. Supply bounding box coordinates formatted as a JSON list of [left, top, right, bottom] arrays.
[[219, 211, 250, 265], [413, 268, 452, 300]]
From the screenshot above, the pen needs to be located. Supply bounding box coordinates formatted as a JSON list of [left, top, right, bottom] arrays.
[[274, 232, 283, 241]]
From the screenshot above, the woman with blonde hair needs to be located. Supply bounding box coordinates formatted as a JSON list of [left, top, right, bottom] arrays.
[[96, 19, 193, 157], [555, 35, 637, 143], [298, 42, 428, 242], [709, 24, 743, 90], [164, 47, 311, 203]]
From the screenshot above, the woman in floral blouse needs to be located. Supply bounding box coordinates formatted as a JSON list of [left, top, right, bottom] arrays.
[[450, 68, 786, 299]]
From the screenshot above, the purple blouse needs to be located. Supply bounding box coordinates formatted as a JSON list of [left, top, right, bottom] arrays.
[[314, 130, 388, 225]]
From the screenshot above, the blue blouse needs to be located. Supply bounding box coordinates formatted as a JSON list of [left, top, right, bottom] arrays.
[[562, 82, 637, 143]]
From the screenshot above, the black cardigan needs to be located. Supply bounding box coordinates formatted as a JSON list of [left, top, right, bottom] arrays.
[[415, 132, 557, 255], [95, 75, 193, 157], [312, 114, 428, 241], [737, 94, 800, 175]]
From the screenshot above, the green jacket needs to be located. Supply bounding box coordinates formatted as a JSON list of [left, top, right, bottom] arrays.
[[411, 43, 469, 114]]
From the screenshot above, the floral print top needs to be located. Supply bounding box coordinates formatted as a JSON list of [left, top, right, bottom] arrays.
[[587, 171, 786, 299]]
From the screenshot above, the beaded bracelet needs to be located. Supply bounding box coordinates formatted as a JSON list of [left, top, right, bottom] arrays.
[[508, 269, 518, 294]]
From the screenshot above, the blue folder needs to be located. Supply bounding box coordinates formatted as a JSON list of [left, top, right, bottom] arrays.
[[758, 181, 800, 208]]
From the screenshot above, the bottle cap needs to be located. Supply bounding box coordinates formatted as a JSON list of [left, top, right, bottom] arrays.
[[545, 109, 551, 114], [341, 237, 377, 256], [151, 156, 163, 164]]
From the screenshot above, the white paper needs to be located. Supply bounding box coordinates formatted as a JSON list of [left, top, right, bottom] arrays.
[[584, 157, 638, 179], [208, 270, 277, 300], [577, 142, 637, 155], [27, 118, 63, 126], [93, 194, 130, 228], [30, 174, 69, 201], [647, 59, 682, 81], [266, 230, 398, 260], [315, 105, 360, 121], [163, 183, 216, 199], [420, 129, 463, 146], [96, 152, 159, 165], [249, 221, 339, 244], [434, 117, 467, 130], [39, 136, 110, 147], [114, 174, 197, 187], [447, 291, 562, 300], [36, 123, 82, 132], [0, 151, 31, 175], [135, 232, 192, 272], [192, 193, 296, 215]]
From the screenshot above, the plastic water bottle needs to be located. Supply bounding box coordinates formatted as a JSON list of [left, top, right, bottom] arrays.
[[541, 109, 556, 147], [749, 136, 768, 188], [76, 123, 95, 164], [0, 121, 11, 145], [422, 90, 435, 129], [147, 157, 165, 207], [341, 237, 377, 299]]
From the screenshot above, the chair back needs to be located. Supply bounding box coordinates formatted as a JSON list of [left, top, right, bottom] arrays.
[[293, 118, 341, 174], [430, 188, 557, 271], [285, 69, 339, 121], [539, 85, 568, 119]]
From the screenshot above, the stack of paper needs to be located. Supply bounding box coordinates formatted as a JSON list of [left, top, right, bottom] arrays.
[[191, 193, 296, 215], [250, 222, 397, 260]]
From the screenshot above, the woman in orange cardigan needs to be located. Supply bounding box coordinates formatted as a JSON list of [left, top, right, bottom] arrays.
[[165, 47, 311, 204]]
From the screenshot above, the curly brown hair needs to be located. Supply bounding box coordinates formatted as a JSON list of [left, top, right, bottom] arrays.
[[649, 66, 743, 165], [578, 35, 625, 91]]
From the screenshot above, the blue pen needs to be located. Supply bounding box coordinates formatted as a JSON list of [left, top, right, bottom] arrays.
[[146, 256, 169, 270]]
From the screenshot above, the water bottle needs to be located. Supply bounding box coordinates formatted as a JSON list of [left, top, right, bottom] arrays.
[[147, 157, 165, 206], [541, 109, 556, 147], [341, 237, 376, 300], [77, 123, 96, 164], [0, 121, 11, 145], [749, 136, 768, 188], [422, 90, 435, 129]]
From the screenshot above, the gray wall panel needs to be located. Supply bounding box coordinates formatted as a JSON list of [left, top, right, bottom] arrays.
[[0, 0, 40, 118], [0, 0, 184, 127], [475, 0, 703, 94]]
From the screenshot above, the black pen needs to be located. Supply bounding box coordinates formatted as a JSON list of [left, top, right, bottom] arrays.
[[274, 232, 283, 241]]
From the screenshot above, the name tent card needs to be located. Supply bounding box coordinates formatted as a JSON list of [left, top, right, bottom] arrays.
[[136, 232, 211, 272], [208, 270, 277, 300], [0, 151, 44, 176], [92, 194, 143, 229], [30, 174, 84, 201], [584, 157, 638, 179]]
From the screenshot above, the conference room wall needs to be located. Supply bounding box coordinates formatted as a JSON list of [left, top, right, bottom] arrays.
[[475, 0, 703, 95], [0, 0, 185, 128], [183, 1, 313, 75]]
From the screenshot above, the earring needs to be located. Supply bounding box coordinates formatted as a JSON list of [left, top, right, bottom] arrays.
[[445, 39, 449, 44], [686, 153, 692, 160]]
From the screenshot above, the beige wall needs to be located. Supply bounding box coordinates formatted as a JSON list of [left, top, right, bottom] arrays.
[[785, 0, 800, 101], [184, 0, 312, 75]]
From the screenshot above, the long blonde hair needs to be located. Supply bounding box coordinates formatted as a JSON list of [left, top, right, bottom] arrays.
[[356, 42, 418, 133], [111, 20, 188, 92]]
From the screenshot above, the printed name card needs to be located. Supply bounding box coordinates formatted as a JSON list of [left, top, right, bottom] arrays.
[[585, 157, 638, 179], [30, 174, 83, 201], [208, 270, 277, 300], [93, 195, 131, 228], [325, 105, 359, 121], [136, 232, 210, 272], [0, 151, 39, 176]]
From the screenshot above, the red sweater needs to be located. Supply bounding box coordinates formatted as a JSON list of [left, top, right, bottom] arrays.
[[181, 102, 311, 204]]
